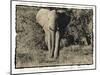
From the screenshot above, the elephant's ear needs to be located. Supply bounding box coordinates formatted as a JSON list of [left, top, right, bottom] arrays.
[[66, 14, 71, 25]]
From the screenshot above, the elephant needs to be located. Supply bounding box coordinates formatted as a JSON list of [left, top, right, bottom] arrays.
[[36, 8, 70, 59]]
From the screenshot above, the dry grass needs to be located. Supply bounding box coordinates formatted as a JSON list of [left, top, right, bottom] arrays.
[[16, 45, 93, 68]]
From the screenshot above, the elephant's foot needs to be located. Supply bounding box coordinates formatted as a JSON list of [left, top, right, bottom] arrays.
[[53, 55, 58, 59], [47, 52, 59, 60], [48, 53, 53, 58], [53, 51, 59, 59]]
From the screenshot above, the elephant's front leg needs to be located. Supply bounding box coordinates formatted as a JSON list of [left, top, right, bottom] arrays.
[[51, 30, 55, 57], [54, 31, 60, 59], [47, 30, 55, 58]]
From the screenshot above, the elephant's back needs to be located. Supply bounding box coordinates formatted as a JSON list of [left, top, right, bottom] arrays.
[[36, 9, 50, 27]]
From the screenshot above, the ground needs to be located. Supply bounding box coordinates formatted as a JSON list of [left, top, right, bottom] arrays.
[[16, 45, 93, 68]]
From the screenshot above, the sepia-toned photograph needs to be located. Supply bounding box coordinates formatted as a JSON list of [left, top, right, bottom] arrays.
[[11, 0, 96, 74]]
